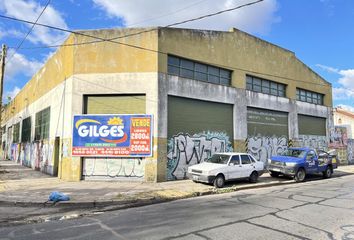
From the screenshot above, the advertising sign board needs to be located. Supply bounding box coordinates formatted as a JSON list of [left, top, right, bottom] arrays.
[[72, 114, 153, 157]]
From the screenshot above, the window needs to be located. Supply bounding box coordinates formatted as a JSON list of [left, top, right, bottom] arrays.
[[21, 117, 31, 142], [13, 122, 20, 143], [306, 151, 315, 160], [249, 155, 257, 163], [246, 75, 286, 97], [296, 88, 324, 105], [230, 155, 240, 165], [167, 55, 232, 85], [240, 155, 251, 165], [35, 107, 50, 140]]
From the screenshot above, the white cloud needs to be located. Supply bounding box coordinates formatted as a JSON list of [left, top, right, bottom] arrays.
[[336, 104, 354, 113], [316, 64, 354, 101], [4, 49, 44, 80], [0, 28, 24, 39], [332, 87, 354, 100], [92, 0, 280, 34], [338, 69, 354, 89], [3, 86, 20, 102], [0, 0, 68, 45]]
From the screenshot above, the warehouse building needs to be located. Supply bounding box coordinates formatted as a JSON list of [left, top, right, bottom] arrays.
[[1, 27, 333, 182]]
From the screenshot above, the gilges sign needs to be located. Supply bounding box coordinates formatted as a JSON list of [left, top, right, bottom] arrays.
[[72, 114, 153, 157]]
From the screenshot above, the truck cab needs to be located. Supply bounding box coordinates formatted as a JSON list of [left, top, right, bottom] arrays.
[[267, 147, 337, 182]]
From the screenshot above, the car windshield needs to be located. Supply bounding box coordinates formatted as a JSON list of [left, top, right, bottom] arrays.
[[205, 154, 230, 164], [281, 149, 306, 158]]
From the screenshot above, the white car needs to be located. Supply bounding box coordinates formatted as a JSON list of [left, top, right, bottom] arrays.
[[187, 153, 264, 188]]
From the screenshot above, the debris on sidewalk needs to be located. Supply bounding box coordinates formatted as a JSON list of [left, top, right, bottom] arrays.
[[48, 191, 70, 203]]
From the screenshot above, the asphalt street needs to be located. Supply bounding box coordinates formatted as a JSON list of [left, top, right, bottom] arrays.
[[1, 174, 354, 240]]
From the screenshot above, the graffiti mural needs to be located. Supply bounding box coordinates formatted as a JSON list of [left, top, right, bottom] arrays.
[[167, 132, 233, 180], [296, 135, 328, 150], [83, 158, 145, 179], [22, 143, 32, 167], [247, 135, 288, 164], [330, 126, 348, 148], [10, 144, 20, 163], [8, 141, 55, 175]]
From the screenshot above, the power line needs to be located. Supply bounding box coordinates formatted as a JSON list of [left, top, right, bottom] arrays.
[[107, 0, 264, 42], [6, 0, 51, 64], [2, 0, 264, 49], [0, 0, 331, 87], [165, 0, 264, 28], [0, 14, 157, 52], [128, 0, 208, 27]]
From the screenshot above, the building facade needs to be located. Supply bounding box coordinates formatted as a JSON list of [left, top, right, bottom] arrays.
[[1, 27, 333, 182]]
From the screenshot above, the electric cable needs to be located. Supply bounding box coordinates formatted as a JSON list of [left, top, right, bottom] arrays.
[[5, 0, 51, 64]]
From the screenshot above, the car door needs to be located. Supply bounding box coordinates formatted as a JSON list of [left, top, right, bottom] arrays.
[[305, 150, 318, 173], [227, 155, 242, 180], [240, 154, 253, 178]]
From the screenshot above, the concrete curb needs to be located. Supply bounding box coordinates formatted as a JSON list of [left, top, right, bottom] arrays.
[[2, 171, 352, 211], [0, 179, 295, 209]]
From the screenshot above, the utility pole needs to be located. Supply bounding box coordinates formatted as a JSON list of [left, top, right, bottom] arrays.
[[0, 44, 7, 154]]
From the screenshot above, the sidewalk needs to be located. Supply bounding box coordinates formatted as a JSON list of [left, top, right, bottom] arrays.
[[1, 160, 354, 225]]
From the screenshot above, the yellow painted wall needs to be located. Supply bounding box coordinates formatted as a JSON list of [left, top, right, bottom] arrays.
[[158, 27, 332, 107], [58, 138, 82, 181], [72, 28, 158, 74]]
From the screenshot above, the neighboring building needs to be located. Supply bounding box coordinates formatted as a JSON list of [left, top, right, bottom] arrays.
[[0, 27, 333, 182], [333, 107, 354, 138], [331, 107, 354, 164]]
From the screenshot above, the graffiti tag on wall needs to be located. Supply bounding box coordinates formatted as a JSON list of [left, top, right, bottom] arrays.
[[247, 135, 288, 164], [83, 158, 145, 179], [296, 135, 328, 150], [167, 132, 233, 180]]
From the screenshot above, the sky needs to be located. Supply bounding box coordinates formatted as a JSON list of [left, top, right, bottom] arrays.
[[0, 0, 353, 111]]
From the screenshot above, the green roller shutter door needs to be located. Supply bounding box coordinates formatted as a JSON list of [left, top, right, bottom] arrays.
[[247, 107, 288, 137], [298, 114, 326, 136], [85, 95, 146, 114], [167, 96, 234, 180], [168, 96, 233, 139]]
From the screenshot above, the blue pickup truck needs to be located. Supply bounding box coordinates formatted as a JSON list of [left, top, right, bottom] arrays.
[[267, 147, 338, 182]]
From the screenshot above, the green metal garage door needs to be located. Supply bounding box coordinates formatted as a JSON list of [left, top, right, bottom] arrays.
[[297, 114, 327, 149], [247, 107, 289, 163], [84, 95, 146, 114], [167, 96, 234, 180], [298, 114, 326, 136], [247, 107, 288, 137]]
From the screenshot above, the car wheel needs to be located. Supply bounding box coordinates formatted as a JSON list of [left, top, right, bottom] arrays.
[[269, 171, 280, 177], [323, 166, 332, 179], [294, 168, 306, 182], [249, 171, 258, 183], [214, 174, 225, 188]]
